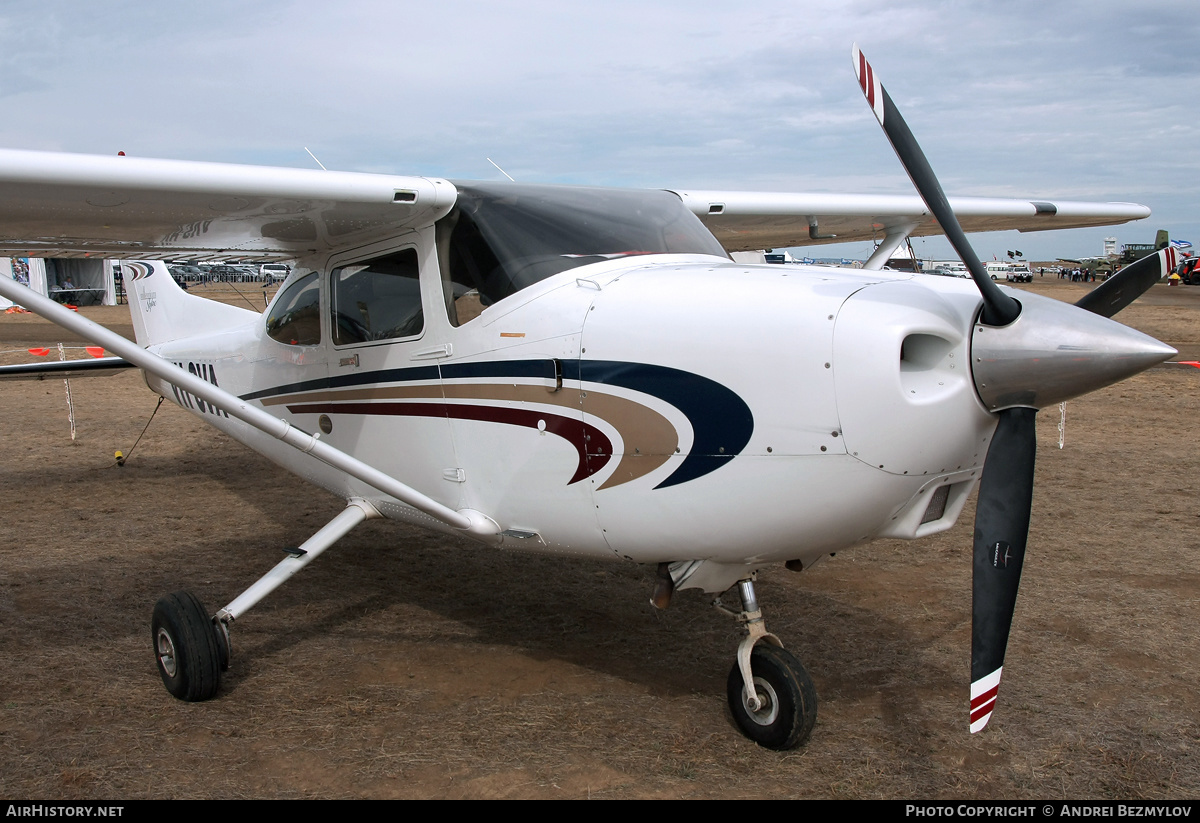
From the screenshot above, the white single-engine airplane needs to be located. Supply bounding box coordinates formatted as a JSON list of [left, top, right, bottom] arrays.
[[0, 48, 1179, 750]]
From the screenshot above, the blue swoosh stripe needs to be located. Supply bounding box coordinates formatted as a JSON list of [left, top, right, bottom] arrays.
[[574, 360, 753, 488]]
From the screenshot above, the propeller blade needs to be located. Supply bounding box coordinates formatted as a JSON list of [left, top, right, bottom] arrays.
[[1075, 247, 1178, 318], [852, 45, 1020, 327], [852, 46, 1175, 737], [970, 406, 1036, 732]]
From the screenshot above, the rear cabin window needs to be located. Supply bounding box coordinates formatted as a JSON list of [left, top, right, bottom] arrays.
[[330, 248, 424, 346], [265, 272, 321, 346]]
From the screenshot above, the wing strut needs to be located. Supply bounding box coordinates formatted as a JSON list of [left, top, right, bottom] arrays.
[[0, 277, 501, 543], [218, 498, 380, 623], [863, 220, 921, 271]]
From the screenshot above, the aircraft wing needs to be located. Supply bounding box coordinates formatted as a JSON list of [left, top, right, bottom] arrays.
[[0, 148, 457, 261], [0, 148, 1150, 260], [0, 356, 133, 380], [670, 190, 1151, 252]]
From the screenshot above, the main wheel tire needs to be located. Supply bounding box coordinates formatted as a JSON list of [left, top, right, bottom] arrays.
[[151, 591, 222, 702], [726, 644, 817, 750]]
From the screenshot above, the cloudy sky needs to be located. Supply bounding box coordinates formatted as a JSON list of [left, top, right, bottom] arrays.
[[0, 0, 1194, 260]]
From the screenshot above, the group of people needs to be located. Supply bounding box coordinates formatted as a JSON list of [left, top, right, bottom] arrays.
[[1058, 267, 1097, 282]]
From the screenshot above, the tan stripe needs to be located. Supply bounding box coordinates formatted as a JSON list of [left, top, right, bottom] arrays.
[[582, 391, 677, 489], [264, 380, 678, 488], [440, 384, 678, 485], [260, 384, 440, 406]]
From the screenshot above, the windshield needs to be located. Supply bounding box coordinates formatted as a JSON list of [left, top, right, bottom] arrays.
[[437, 182, 727, 324]]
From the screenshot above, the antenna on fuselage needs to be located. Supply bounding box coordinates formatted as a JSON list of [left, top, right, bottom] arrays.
[[304, 147, 328, 171], [487, 157, 515, 181]]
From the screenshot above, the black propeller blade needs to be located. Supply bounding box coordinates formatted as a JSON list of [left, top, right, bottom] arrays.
[[852, 45, 1038, 732], [969, 407, 1035, 731], [854, 47, 1175, 731], [852, 45, 1019, 328], [1075, 247, 1177, 318]]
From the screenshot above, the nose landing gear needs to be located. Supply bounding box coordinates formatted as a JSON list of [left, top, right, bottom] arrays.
[[718, 576, 817, 750]]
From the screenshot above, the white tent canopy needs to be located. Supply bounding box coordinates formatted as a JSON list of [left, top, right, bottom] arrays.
[[16, 258, 117, 306]]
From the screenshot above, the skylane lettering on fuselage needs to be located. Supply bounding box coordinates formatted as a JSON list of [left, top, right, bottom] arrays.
[[170, 361, 228, 418]]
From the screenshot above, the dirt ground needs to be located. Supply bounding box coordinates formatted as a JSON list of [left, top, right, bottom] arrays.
[[0, 276, 1197, 799]]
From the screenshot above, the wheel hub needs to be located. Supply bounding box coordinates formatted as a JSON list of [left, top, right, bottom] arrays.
[[156, 627, 178, 678], [742, 676, 779, 726]]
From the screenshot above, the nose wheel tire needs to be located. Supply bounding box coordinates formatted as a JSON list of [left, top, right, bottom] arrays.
[[151, 591, 223, 702], [727, 644, 817, 750]]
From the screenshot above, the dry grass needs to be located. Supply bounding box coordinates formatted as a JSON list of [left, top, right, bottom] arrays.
[[0, 280, 1197, 798]]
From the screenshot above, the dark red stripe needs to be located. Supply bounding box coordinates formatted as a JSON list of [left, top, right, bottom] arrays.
[[970, 696, 996, 724], [970, 683, 999, 711], [860, 53, 874, 108], [287, 401, 612, 484]]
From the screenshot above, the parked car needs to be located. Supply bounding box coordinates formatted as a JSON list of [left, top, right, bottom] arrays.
[[261, 263, 291, 282], [169, 263, 206, 281], [205, 264, 245, 281]]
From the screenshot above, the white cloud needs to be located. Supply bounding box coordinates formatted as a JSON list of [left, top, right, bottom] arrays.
[[0, 0, 1192, 257]]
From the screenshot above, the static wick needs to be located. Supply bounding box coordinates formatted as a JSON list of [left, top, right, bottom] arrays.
[[487, 157, 515, 182], [1058, 402, 1066, 450]]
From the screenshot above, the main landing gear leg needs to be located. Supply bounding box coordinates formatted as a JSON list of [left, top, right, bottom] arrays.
[[716, 575, 818, 750], [151, 498, 381, 702]]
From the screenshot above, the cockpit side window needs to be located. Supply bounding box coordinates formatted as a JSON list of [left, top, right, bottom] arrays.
[[330, 248, 423, 346], [437, 209, 497, 327], [265, 272, 321, 346]]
